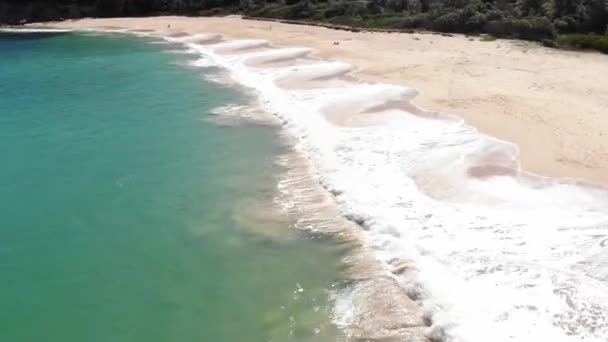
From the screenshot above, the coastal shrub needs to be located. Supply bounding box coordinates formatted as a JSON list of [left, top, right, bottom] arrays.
[[542, 38, 557, 47], [553, 15, 579, 32], [249, 3, 284, 17], [265, 5, 289, 17], [257, 2, 309, 19], [287, 2, 310, 19], [411, 12, 432, 28], [511, 16, 555, 39], [327, 15, 352, 25], [3, 0, 608, 53], [484, 20, 510, 36], [228, 0, 606, 45], [311, 11, 325, 20], [431, 11, 463, 32], [465, 11, 487, 31], [485, 10, 506, 22], [480, 33, 497, 41], [558, 33, 608, 53], [323, 5, 346, 18], [386, 0, 407, 12], [375, 15, 416, 28], [407, 0, 423, 13], [198, 7, 224, 15]]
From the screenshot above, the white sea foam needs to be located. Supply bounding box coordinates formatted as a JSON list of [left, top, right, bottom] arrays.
[[171, 34, 608, 342], [170, 33, 218, 42], [274, 61, 356, 86], [212, 39, 269, 53], [188, 57, 216, 68], [166, 47, 199, 55], [243, 47, 314, 66], [202, 70, 236, 86], [209, 104, 261, 120]]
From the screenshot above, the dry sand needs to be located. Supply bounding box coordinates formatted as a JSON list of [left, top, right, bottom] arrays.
[[43, 16, 608, 185]]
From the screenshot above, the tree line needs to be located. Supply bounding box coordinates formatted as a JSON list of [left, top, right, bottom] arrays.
[[1, 0, 607, 52]]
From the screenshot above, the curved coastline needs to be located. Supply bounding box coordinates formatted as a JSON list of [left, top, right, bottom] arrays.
[[164, 27, 608, 342], [26, 21, 608, 342]]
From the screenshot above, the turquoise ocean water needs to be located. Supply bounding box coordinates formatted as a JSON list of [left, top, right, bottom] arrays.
[[0, 31, 344, 341]]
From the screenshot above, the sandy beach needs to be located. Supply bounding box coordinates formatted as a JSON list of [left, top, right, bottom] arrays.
[[42, 15, 608, 186]]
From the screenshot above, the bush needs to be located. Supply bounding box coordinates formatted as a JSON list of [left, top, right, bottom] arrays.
[[485, 10, 505, 22], [553, 15, 579, 33], [323, 5, 345, 18], [541, 38, 557, 47], [248, 3, 284, 17], [558, 34, 608, 53], [410, 12, 431, 28], [484, 20, 510, 36], [511, 16, 555, 40], [238, 0, 605, 51], [431, 11, 463, 32], [479, 33, 496, 41], [375, 15, 416, 28], [286, 2, 310, 19], [252, 2, 311, 19], [465, 11, 487, 31], [198, 7, 223, 16]]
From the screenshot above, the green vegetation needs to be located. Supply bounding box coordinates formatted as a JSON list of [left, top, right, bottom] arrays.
[[558, 33, 608, 52], [1, 0, 607, 53], [480, 33, 496, 41]]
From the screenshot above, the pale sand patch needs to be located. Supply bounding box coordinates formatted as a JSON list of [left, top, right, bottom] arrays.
[[42, 16, 608, 185]]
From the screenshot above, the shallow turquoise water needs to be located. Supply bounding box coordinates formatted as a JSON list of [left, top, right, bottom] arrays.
[[0, 32, 344, 342]]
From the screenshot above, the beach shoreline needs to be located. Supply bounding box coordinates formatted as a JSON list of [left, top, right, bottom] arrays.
[[23, 18, 608, 341], [37, 15, 608, 187]]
